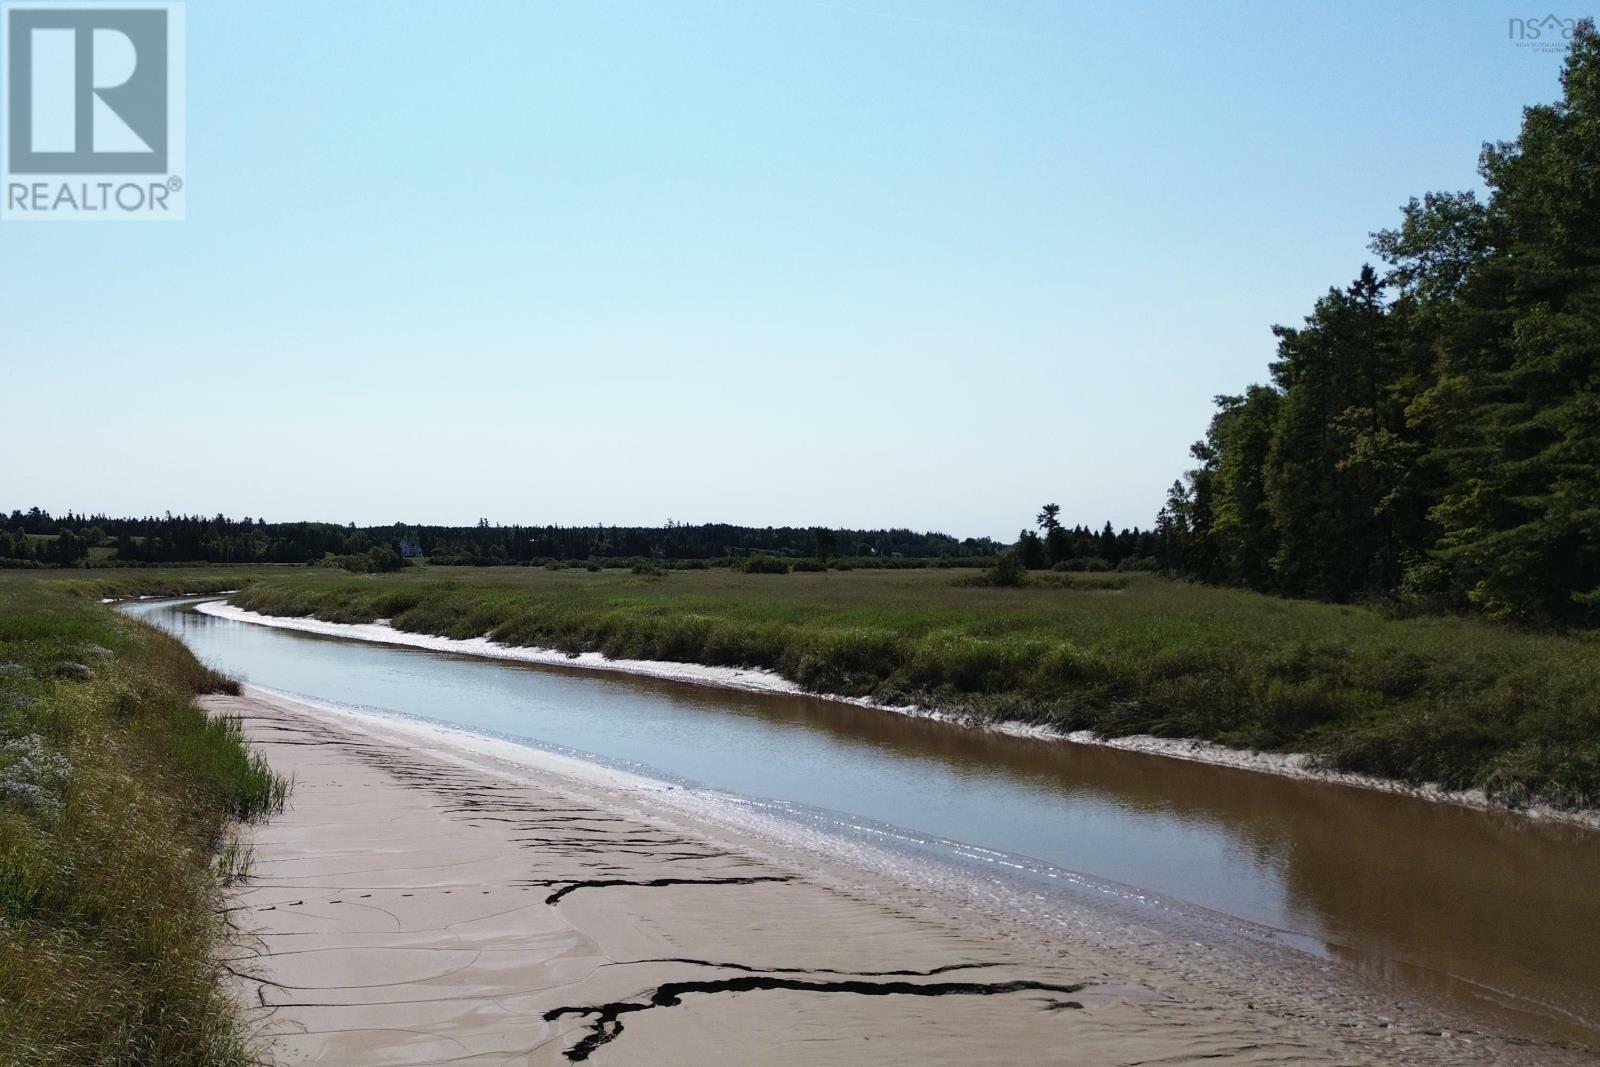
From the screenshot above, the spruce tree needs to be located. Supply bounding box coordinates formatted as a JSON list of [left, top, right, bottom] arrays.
[[1420, 21, 1600, 622]]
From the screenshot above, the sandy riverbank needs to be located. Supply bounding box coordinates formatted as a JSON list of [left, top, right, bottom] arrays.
[[213, 686, 1566, 1065], [197, 600, 1600, 831]]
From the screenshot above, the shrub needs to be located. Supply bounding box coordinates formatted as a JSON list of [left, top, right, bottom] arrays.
[[1053, 557, 1112, 572], [791, 559, 827, 572], [741, 555, 791, 574], [321, 546, 407, 574], [983, 553, 1029, 587]]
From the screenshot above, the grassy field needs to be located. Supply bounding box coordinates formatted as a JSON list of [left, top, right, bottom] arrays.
[[0, 574, 286, 1065], [53, 567, 272, 601], [207, 564, 1600, 812]]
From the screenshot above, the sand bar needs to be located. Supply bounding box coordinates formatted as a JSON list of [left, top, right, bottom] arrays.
[[214, 687, 1570, 1065]]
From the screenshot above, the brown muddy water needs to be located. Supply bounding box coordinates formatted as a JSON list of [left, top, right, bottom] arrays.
[[126, 597, 1600, 1052]]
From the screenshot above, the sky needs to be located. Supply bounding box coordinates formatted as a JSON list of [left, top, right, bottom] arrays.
[[1, 1, 1582, 539]]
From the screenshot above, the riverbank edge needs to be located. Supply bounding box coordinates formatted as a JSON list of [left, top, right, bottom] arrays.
[[0, 580, 287, 1065], [217, 683, 1543, 1066], [193, 598, 1600, 832]]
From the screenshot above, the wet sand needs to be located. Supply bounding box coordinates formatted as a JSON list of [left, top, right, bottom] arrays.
[[213, 688, 1576, 1065]]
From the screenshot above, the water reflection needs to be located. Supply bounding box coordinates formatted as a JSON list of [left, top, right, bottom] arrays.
[[128, 598, 1600, 1046]]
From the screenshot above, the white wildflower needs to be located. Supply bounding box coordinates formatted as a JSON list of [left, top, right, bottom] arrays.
[[0, 734, 73, 819]]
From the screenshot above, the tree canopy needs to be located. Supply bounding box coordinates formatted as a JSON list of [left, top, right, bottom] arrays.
[[1158, 22, 1600, 625]]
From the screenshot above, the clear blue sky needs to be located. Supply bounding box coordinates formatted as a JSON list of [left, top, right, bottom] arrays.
[[2, 1, 1580, 538]]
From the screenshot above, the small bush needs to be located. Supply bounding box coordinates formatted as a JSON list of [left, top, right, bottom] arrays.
[[791, 559, 827, 573], [741, 555, 791, 574], [972, 553, 1028, 587], [321, 545, 407, 574], [1053, 557, 1112, 572]]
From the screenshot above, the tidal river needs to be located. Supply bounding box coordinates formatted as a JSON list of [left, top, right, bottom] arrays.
[[126, 597, 1599, 1051]]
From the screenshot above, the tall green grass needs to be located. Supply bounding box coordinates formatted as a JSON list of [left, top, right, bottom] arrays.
[[0, 575, 287, 1065], [225, 566, 1600, 811], [55, 568, 271, 602]]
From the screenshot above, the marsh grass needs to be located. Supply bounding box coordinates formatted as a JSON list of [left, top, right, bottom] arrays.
[[214, 835, 255, 888], [0, 575, 288, 1066], [54, 569, 264, 601], [223, 565, 1600, 811]]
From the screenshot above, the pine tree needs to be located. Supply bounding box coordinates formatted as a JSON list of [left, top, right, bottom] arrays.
[[1419, 21, 1600, 622]]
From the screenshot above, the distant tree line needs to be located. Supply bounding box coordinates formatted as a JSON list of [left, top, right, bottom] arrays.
[[1150, 23, 1600, 625], [1010, 503, 1161, 572], [0, 508, 1002, 569], [0, 509, 378, 567]]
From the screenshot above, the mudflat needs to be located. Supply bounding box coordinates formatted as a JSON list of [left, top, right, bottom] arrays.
[[213, 689, 1549, 1065]]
